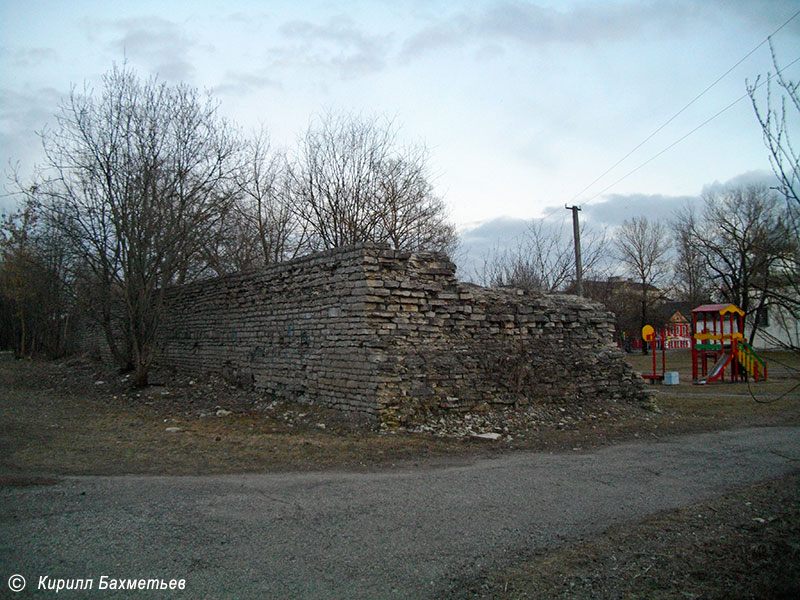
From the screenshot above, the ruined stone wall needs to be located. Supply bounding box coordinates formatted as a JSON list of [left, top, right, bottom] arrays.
[[357, 248, 648, 424], [159, 246, 384, 417], [150, 244, 648, 422]]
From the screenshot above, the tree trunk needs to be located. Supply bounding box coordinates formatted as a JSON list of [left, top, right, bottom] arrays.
[[18, 310, 26, 358], [102, 318, 132, 372], [133, 362, 149, 388], [640, 281, 648, 354]]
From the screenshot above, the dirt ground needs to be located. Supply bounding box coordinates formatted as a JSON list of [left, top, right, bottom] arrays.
[[1, 349, 799, 598], [1, 349, 798, 478], [448, 472, 800, 599]]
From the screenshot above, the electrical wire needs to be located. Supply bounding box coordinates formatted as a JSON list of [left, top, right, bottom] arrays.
[[568, 7, 800, 207], [747, 377, 800, 404], [580, 55, 800, 205], [743, 343, 800, 404]]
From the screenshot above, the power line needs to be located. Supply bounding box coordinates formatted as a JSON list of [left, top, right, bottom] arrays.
[[568, 7, 800, 206], [581, 55, 800, 204]]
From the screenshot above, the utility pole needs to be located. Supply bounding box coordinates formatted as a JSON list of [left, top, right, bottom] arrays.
[[565, 205, 583, 297]]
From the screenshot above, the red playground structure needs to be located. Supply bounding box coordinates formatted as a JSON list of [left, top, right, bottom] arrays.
[[691, 303, 768, 384]]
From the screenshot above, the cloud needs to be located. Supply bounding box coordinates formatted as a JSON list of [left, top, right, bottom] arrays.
[[270, 16, 392, 77], [223, 11, 272, 29], [564, 170, 779, 230], [400, 0, 800, 61], [95, 17, 199, 81], [0, 85, 58, 125], [710, 0, 800, 35], [460, 215, 531, 244], [451, 169, 779, 280], [456, 216, 532, 278], [214, 71, 283, 96], [400, 0, 693, 59], [700, 170, 780, 196], [0, 47, 58, 67], [456, 213, 604, 281], [0, 86, 62, 152], [581, 193, 700, 229], [0, 86, 63, 211]]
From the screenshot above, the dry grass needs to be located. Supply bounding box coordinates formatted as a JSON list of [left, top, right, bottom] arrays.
[[2, 352, 799, 598], [628, 348, 800, 428], [0, 380, 475, 477], [0, 350, 798, 478], [448, 472, 800, 599]]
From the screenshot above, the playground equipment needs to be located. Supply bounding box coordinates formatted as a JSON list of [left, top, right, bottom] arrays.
[[641, 324, 666, 382], [691, 303, 768, 384]]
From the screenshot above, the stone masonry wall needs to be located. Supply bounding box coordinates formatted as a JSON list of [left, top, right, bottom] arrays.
[[153, 244, 649, 423], [357, 247, 649, 424], [159, 246, 384, 416]]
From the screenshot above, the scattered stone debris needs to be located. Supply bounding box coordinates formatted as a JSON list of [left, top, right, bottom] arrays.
[[471, 432, 502, 441], [392, 396, 652, 440], [35, 356, 657, 440]]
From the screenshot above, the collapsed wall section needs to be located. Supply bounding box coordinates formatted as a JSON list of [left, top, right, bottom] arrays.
[[358, 247, 650, 425]]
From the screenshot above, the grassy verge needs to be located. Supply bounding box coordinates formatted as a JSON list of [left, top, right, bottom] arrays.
[[446, 472, 800, 599], [0, 350, 797, 477], [0, 375, 471, 477]]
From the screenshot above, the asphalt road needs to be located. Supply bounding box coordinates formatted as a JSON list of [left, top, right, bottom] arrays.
[[2, 426, 799, 599]]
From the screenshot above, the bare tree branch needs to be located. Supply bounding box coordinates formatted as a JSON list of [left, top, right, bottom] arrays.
[[614, 216, 671, 334], [287, 112, 457, 254]]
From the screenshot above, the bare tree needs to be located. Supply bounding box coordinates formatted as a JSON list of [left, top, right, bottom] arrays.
[[376, 154, 457, 254], [670, 205, 712, 306], [748, 42, 799, 209], [615, 217, 671, 335], [476, 219, 608, 293], [678, 184, 796, 345], [233, 127, 306, 267], [0, 199, 75, 357], [190, 128, 306, 276], [31, 64, 241, 386], [287, 112, 457, 254], [0, 206, 38, 356], [748, 43, 800, 350]]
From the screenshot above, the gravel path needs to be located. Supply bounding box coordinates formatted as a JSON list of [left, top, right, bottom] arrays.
[[2, 426, 799, 599]]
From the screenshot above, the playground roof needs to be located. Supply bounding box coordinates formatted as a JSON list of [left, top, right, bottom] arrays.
[[692, 303, 745, 316]]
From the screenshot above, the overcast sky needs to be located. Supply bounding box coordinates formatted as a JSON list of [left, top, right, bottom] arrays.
[[2, 1, 799, 247]]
